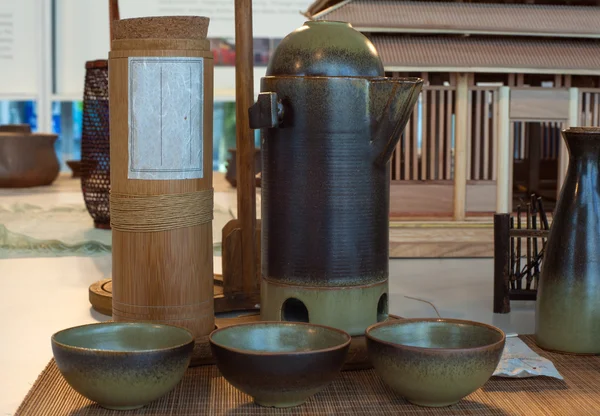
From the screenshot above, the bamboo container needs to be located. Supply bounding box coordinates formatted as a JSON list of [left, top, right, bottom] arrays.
[[109, 16, 214, 339]]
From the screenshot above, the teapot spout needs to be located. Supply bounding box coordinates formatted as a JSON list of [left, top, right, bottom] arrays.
[[370, 77, 423, 166]]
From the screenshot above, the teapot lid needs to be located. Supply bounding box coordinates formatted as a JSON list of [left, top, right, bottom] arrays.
[[266, 21, 385, 77]]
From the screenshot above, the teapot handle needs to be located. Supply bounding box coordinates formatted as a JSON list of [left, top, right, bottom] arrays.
[[248, 92, 284, 129]]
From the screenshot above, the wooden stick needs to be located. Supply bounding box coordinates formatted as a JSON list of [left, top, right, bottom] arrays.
[[538, 196, 549, 291], [234, 0, 258, 292], [538, 197, 549, 230], [510, 216, 515, 289], [526, 202, 532, 290], [516, 205, 522, 289], [429, 89, 436, 179], [392, 72, 402, 180], [585, 89, 592, 126], [438, 89, 445, 180], [109, 0, 120, 42], [421, 89, 428, 180], [474, 90, 481, 180], [412, 104, 418, 180], [403, 118, 410, 180], [592, 93, 600, 126], [445, 89, 452, 180], [494, 213, 511, 314], [483, 90, 491, 180], [530, 194, 539, 289]]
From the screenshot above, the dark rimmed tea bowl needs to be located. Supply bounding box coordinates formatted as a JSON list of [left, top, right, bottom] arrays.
[[209, 321, 351, 408], [51, 322, 194, 410], [366, 318, 505, 407]]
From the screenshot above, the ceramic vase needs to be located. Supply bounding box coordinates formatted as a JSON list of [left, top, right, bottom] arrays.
[[535, 127, 600, 354]]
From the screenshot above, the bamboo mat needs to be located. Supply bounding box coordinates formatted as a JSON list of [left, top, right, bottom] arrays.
[[15, 336, 600, 416]]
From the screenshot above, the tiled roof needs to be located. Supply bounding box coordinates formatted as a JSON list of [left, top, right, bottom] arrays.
[[305, 0, 340, 17], [370, 35, 600, 74], [313, 0, 600, 38]]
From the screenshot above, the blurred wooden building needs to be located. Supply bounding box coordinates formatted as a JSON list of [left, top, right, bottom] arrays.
[[306, 0, 600, 224]]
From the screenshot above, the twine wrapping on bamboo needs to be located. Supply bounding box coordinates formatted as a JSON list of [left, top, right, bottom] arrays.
[[110, 189, 213, 232]]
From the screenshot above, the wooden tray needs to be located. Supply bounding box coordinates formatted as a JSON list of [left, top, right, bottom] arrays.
[[90, 275, 259, 316]]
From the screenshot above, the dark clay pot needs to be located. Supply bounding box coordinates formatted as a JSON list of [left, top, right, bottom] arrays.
[[0, 132, 59, 188], [535, 127, 600, 354]]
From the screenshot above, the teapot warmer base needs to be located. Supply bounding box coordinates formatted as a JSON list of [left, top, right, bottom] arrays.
[[260, 278, 389, 337], [88, 278, 399, 371]]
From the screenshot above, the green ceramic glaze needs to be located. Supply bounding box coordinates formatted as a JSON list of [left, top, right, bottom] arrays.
[[266, 21, 384, 77], [366, 319, 505, 407], [209, 322, 351, 408], [51, 322, 194, 410], [261, 278, 388, 336], [535, 128, 600, 355]]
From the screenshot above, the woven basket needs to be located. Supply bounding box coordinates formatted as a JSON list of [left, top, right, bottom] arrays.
[[81, 60, 111, 229]]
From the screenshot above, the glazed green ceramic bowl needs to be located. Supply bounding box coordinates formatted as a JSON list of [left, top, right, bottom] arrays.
[[366, 319, 505, 407], [51, 322, 194, 410], [209, 321, 351, 408]]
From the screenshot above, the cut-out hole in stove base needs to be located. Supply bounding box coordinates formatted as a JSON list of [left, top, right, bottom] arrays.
[[281, 298, 309, 323], [377, 293, 389, 322]]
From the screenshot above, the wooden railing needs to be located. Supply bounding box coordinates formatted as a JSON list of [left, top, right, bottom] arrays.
[[386, 83, 600, 218], [468, 87, 499, 181], [507, 88, 600, 170], [392, 86, 600, 182], [391, 86, 455, 181], [580, 89, 600, 126], [391, 85, 502, 182], [511, 121, 563, 161]]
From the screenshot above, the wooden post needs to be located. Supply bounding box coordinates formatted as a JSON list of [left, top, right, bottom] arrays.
[[217, 0, 261, 312], [494, 213, 511, 314], [559, 87, 579, 198], [453, 73, 468, 221], [235, 0, 257, 293], [496, 86, 510, 214], [109, 0, 120, 40]]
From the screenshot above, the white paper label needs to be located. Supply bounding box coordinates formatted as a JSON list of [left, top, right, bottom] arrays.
[[128, 57, 204, 180]]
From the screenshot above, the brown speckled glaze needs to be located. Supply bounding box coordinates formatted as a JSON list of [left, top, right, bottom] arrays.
[[536, 127, 600, 355], [366, 319, 505, 407], [209, 321, 351, 408], [258, 75, 422, 288], [51, 322, 194, 410], [250, 20, 421, 336]]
